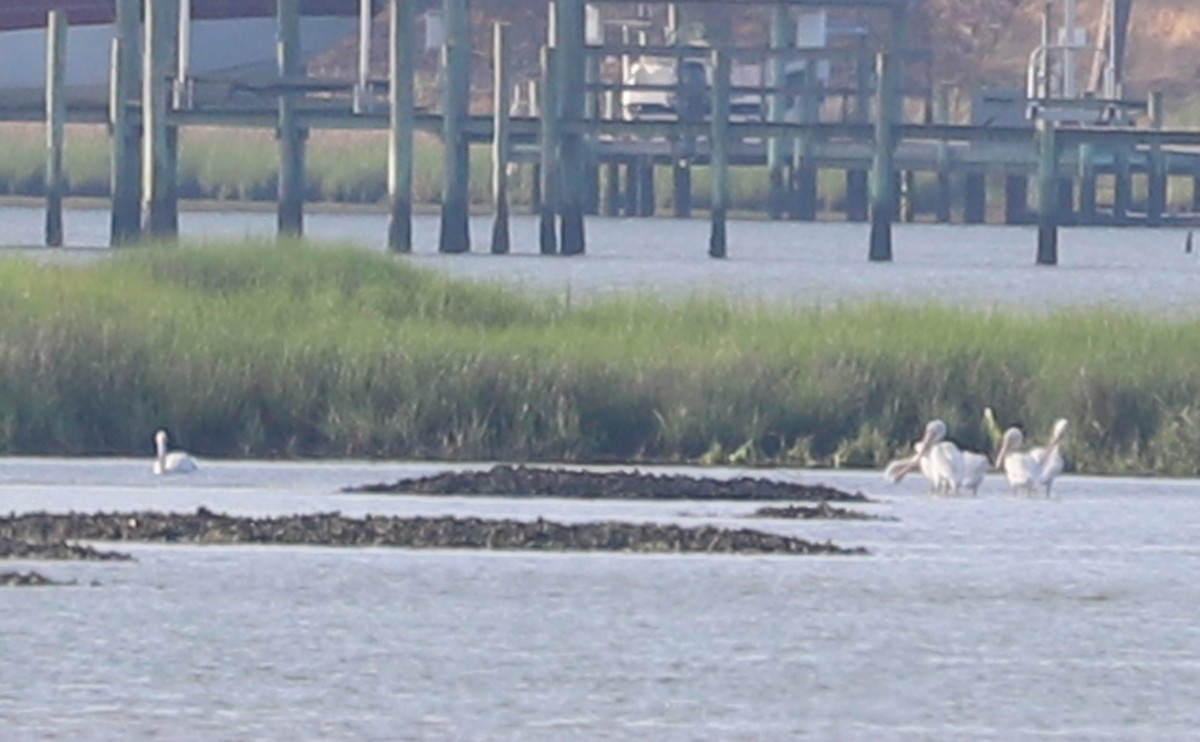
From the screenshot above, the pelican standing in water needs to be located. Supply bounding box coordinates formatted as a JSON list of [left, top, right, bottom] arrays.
[[153, 429, 198, 475], [958, 449, 990, 495], [1029, 418, 1070, 496], [883, 419, 964, 495], [994, 419, 1069, 497]]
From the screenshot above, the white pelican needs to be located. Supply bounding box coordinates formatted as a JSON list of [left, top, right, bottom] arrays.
[[153, 429, 198, 475], [883, 419, 964, 495], [1029, 418, 1070, 496], [994, 420, 1068, 497], [958, 450, 990, 496]]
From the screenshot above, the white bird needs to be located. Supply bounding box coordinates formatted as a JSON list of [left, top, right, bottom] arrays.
[[958, 450, 990, 496], [153, 429, 198, 475], [994, 420, 1068, 497], [883, 419, 964, 495], [1029, 418, 1070, 496]]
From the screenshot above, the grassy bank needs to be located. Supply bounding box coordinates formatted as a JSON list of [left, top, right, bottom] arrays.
[[1, 241, 1198, 475]]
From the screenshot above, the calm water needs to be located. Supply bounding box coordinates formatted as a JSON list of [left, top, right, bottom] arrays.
[[3, 207, 1199, 737], [2, 204, 1199, 311], [2, 459, 1200, 740]]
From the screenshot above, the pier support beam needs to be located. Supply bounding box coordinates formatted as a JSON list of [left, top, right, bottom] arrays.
[[555, 0, 586, 255], [277, 0, 305, 238], [538, 45, 559, 254], [868, 52, 896, 262], [490, 23, 511, 254], [111, 0, 141, 246], [709, 50, 730, 259], [790, 71, 819, 221], [1078, 144, 1097, 222], [386, 0, 414, 252], [142, 0, 179, 239], [964, 173, 986, 224], [1147, 91, 1166, 226], [1113, 147, 1131, 224], [766, 5, 790, 220], [846, 46, 870, 222], [1004, 175, 1027, 224], [1036, 118, 1059, 265], [439, 0, 471, 253], [45, 10, 66, 247], [602, 93, 620, 216]]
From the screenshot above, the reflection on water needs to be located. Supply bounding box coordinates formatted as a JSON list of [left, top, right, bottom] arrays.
[[2, 204, 1199, 312], [2, 459, 1199, 739]]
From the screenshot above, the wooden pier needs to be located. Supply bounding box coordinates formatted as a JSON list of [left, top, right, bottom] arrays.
[[7, 0, 1200, 265]]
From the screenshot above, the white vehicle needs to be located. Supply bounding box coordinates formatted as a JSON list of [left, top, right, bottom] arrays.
[[621, 55, 762, 123]]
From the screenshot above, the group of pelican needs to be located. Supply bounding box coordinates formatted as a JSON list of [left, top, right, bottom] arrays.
[[883, 414, 1070, 497]]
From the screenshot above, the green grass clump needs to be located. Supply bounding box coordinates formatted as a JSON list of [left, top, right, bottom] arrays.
[[1, 240, 1199, 474]]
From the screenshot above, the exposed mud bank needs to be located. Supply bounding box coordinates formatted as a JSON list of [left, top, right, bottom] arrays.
[[749, 502, 894, 521], [0, 508, 867, 556], [0, 570, 73, 587], [0, 537, 133, 562], [348, 465, 870, 502]]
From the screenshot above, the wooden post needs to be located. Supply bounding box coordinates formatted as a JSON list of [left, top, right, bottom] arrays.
[[1004, 175, 1028, 224], [176, 0, 192, 109], [637, 157, 655, 216], [142, 0, 178, 239], [110, 0, 141, 245], [933, 84, 951, 223], [1113, 147, 1131, 224], [386, 0, 414, 252], [277, 0, 305, 238], [45, 10, 67, 247], [766, 5, 789, 219], [670, 3, 693, 218], [1078, 144, 1097, 222], [846, 45, 870, 222], [1036, 118, 1059, 265], [964, 173, 986, 223], [1147, 91, 1165, 226], [490, 23, 511, 254], [899, 171, 915, 222], [556, 0, 586, 255], [868, 52, 895, 262], [1192, 160, 1200, 215], [438, 0, 471, 253], [354, 0, 373, 113], [790, 68, 819, 221], [602, 91, 620, 216], [709, 50, 730, 259], [538, 45, 558, 254], [527, 79, 541, 214]]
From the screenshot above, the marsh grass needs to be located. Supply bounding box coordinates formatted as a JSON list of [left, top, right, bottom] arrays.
[[5, 122, 1198, 217], [1, 239, 1198, 474]]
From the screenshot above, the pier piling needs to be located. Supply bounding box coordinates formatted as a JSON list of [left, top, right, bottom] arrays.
[[490, 23, 512, 255], [709, 50, 731, 259], [277, 0, 305, 238], [438, 0, 471, 253], [868, 52, 896, 262], [44, 10, 66, 247], [1036, 118, 1059, 265], [110, 0, 141, 246], [386, 0, 414, 253]]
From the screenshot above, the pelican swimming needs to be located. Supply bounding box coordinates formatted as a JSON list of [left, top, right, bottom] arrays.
[[883, 419, 964, 495], [153, 429, 198, 475], [994, 420, 1068, 497]]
